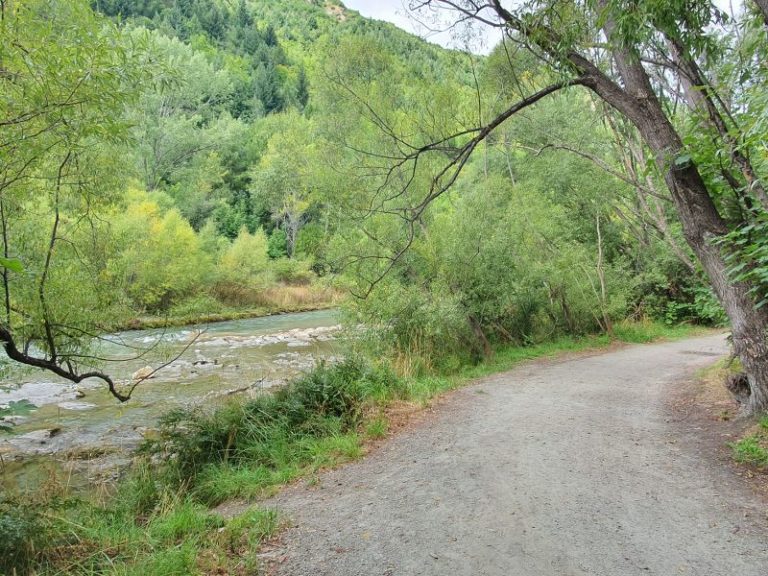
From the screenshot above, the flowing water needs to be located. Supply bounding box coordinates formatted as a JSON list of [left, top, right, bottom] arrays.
[[0, 310, 341, 489]]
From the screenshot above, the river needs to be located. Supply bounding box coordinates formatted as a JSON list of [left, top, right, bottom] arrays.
[[0, 310, 341, 489]]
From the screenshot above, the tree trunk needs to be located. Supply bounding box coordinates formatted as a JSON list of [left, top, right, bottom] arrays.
[[637, 117, 768, 415], [594, 40, 768, 414], [468, 314, 493, 359], [595, 213, 612, 333], [664, 163, 768, 416]]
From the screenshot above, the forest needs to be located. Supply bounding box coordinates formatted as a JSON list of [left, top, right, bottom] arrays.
[[2, 0, 768, 573]]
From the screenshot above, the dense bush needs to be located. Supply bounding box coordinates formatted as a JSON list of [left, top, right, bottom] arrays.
[[0, 500, 40, 574], [147, 358, 401, 483], [0, 494, 74, 575], [345, 179, 635, 372]]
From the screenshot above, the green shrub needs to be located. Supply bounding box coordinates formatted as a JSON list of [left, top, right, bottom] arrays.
[[0, 495, 73, 576], [112, 196, 213, 312], [350, 285, 477, 374], [146, 358, 400, 487], [0, 501, 40, 575], [731, 436, 768, 468], [271, 257, 314, 285], [658, 286, 726, 327], [267, 228, 288, 259], [219, 226, 271, 285], [168, 293, 224, 318]]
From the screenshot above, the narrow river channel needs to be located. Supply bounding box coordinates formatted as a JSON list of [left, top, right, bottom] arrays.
[[1, 310, 341, 489]]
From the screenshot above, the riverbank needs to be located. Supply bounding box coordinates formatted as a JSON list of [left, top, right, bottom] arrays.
[[1, 321, 717, 575], [125, 301, 340, 331], [122, 286, 343, 331]]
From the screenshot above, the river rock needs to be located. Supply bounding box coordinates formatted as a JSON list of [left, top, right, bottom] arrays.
[[57, 401, 97, 411], [18, 427, 62, 444], [132, 366, 155, 381], [1, 414, 27, 426]]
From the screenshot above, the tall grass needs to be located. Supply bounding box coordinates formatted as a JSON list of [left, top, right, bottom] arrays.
[[1, 477, 281, 575], [212, 282, 340, 310], [147, 358, 400, 497]]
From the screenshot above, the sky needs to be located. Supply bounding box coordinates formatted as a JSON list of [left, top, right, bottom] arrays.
[[341, 0, 503, 54], [340, 1, 744, 53]]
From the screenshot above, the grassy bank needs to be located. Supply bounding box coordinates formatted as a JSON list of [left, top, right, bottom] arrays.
[[681, 358, 768, 476], [123, 286, 342, 331], [1, 320, 710, 575], [723, 361, 768, 468], [125, 302, 339, 331]]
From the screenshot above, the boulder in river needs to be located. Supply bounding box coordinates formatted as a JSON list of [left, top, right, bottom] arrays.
[[57, 401, 96, 411], [19, 427, 62, 445], [132, 366, 155, 381]]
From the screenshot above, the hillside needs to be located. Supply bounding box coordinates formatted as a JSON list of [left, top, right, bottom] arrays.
[[48, 0, 472, 324]]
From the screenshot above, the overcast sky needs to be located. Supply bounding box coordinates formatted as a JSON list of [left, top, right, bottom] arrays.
[[341, 1, 743, 53], [342, 0, 502, 53]]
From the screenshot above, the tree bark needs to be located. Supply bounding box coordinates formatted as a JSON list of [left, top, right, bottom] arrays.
[[595, 214, 612, 333], [590, 16, 768, 414]]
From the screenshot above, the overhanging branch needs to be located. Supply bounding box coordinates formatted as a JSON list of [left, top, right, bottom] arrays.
[[0, 323, 201, 403], [350, 77, 585, 297]]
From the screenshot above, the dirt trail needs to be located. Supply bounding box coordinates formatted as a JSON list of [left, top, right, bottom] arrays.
[[267, 335, 768, 575]]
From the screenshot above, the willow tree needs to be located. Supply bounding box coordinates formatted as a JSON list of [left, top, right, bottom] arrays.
[[370, 1, 768, 412], [0, 0, 154, 401]]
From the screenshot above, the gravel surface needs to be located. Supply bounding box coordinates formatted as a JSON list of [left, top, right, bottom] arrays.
[[267, 334, 768, 575]]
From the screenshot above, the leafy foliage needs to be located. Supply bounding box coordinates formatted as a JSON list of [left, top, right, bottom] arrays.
[[719, 216, 768, 309], [149, 358, 398, 483], [0, 400, 37, 433]]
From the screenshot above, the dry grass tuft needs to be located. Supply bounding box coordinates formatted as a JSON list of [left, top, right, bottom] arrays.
[[252, 285, 341, 309]]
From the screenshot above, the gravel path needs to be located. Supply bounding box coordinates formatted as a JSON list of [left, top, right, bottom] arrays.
[[267, 334, 768, 575]]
